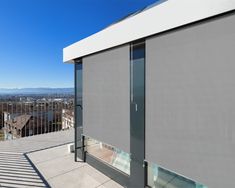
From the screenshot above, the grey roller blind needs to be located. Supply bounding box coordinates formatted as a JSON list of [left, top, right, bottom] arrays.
[[146, 14, 235, 188], [83, 45, 130, 153]]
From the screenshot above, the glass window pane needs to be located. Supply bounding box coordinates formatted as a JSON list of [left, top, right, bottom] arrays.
[[85, 136, 130, 175], [75, 62, 83, 160], [147, 162, 207, 188], [75, 63, 82, 105]]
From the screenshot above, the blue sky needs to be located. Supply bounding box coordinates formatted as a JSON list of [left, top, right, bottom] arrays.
[[0, 0, 158, 88]]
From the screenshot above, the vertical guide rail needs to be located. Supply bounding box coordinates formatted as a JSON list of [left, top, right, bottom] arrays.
[[56, 102, 57, 132], [56, 100, 58, 131], [28, 103, 30, 136], [55, 101, 57, 132], [53, 101, 55, 132], [58, 102, 61, 131], [44, 102, 45, 133], [33, 101, 35, 136], [41, 102, 42, 134], [0, 103, 1, 128], [74, 61, 83, 162], [47, 102, 49, 133], [44, 102, 46, 133], [129, 41, 146, 188], [27, 102, 28, 136], [54, 102, 56, 132], [56, 102, 58, 132], [46, 102, 48, 133], [74, 62, 78, 162], [36, 102, 39, 134], [0, 103, 2, 130], [24, 102, 26, 137]]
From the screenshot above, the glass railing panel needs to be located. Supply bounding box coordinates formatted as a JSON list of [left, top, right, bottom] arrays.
[[85, 136, 130, 175], [147, 162, 207, 188]]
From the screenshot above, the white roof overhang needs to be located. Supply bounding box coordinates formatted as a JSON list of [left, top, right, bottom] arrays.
[[63, 0, 235, 63]]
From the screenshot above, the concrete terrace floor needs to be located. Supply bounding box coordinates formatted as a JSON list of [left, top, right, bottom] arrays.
[[28, 145, 124, 188], [0, 129, 124, 188]]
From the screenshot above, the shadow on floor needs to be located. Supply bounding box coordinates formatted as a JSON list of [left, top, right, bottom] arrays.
[[0, 152, 50, 188]]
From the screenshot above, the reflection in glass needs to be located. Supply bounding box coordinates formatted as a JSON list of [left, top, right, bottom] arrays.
[[147, 162, 207, 188], [85, 137, 130, 175], [75, 62, 83, 160], [75, 63, 82, 104]]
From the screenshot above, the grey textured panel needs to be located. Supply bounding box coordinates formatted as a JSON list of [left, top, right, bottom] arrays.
[[146, 13, 235, 188], [83, 45, 130, 152]]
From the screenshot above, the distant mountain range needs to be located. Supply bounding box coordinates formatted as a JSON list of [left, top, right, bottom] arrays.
[[0, 88, 74, 94]]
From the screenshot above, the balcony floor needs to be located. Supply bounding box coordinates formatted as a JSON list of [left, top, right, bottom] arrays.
[[28, 145, 124, 188], [0, 130, 124, 188]]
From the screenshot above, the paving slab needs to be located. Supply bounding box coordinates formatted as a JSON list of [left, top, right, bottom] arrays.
[[0, 129, 124, 188], [0, 152, 48, 188], [0, 130, 74, 188], [27, 144, 124, 188]]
